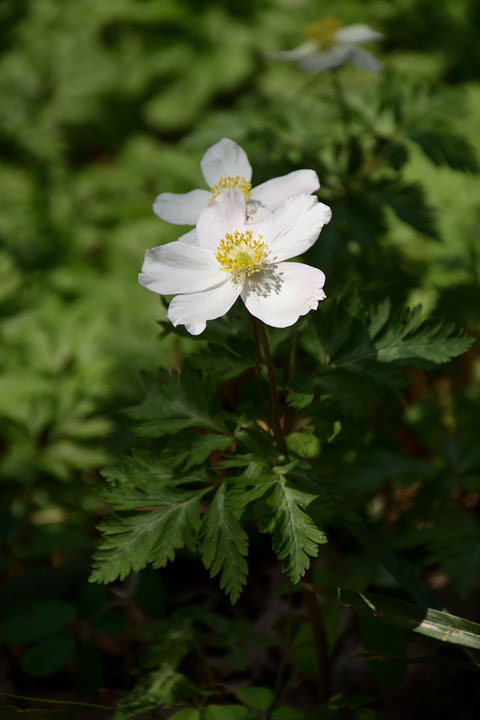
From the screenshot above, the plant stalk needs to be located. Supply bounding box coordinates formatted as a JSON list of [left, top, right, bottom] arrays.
[[329, 69, 352, 140], [302, 567, 330, 703], [254, 318, 289, 458]]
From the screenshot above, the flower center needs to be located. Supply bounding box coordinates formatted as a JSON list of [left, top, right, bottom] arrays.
[[214, 229, 267, 282], [304, 18, 341, 49], [210, 175, 252, 200]]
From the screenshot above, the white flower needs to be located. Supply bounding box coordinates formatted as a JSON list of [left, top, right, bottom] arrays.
[[153, 138, 321, 228], [273, 18, 383, 72], [139, 191, 331, 335]]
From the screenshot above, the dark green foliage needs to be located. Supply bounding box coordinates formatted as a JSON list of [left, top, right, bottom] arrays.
[[408, 126, 479, 173], [200, 485, 249, 604], [126, 369, 227, 436], [259, 477, 327, 584], [90, 484, 205, 582]]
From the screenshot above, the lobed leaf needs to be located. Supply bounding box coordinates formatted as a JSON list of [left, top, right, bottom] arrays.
[[200, 485, 249, 604], [260, 477, 327, 585], [90, 486, 205, 583], [126, 368, 226, 437]]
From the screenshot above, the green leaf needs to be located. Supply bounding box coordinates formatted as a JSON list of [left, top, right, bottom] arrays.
[[308, 297, 474, 383], [20, 636, 76, 677], [408, 126, 479, 172], [271, 708, 305, 720], [369, 180, 439, 238], [200, 485, 249, 604], [90, 486, 205, 583], [374, 306, 474, 365], [169, 709, 201, 720], [115, 665, 198, 718], [184, 433, 233, 468], [0, 600, 77, 645], [286, 427, 321, 459], [260, 477, 327, 585], [101, 449, 174, 489], [126, 368, 226, 437], [341, 516, 442, 609], [293, 622, 317, 677], [235, 687, 274, 711], [304, 584, 480, 650], [204, 706, 247, 720]]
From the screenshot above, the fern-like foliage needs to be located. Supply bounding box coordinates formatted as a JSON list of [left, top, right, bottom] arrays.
[[90, 472, 206, 583], [259, 476, 327, 585], [200, 485, 249, 604], [303, 296, 474, 382]]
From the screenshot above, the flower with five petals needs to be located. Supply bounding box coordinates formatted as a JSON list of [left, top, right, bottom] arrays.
[[273, 19, 383, 73], [153, 138, 321, 229], [139, 191, 331, 335]]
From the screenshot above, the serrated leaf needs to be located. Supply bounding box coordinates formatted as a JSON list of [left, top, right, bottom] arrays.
[[375, 309, 474, 365], [90, 486, 205, 583], [261, 478, 327, 584], [369, 180, 439, 238], [126, 369, 226, 437], [408, 126, 479, 172], [200, 485, 249, 604], [115, 665, 198, 718], [312, 298, 474, 380], [184, 433, 233, 468]]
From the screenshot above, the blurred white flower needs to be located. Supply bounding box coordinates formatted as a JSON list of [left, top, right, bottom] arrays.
[[273, 18, 383, 72], [153, 138, 320, 229], [140, 191, 331, 335]]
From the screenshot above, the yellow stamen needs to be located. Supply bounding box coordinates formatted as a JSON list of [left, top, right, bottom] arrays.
[[215, 230, 267, 282], [210, 175, 252, 200], [304, 18, 341, 48]]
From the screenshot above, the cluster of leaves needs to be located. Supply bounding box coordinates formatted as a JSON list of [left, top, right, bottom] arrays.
[[91, 297, 474, 601]]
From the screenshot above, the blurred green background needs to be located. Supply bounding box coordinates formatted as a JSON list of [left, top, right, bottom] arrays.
[[1, 0, 479, 715]]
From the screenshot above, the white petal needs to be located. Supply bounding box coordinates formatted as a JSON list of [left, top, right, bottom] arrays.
[[335, 24, 383, 45], [250, 169, 320, 213], [153, 189, 210, 225], [257, 194, 332, 263], [178, 228, 198, 245], [349, 47, 381, 72], [138, 241, 223, 295], [301, 45, 351, 72], [200, 138, 252, 187], [167, 276, 243, 329], [196, 191, 247, 251], [241, 262, 326, 328], [185, 321, 207, 335], [270, 41, 318, 62]]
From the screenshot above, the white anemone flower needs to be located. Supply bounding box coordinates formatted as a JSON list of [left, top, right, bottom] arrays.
[[274, 18, 383, 72], [139, 191, 331, 335], [153, 138, 321, 230]]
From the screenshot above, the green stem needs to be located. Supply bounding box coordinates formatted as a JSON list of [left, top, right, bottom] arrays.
[[329, 69, 352, 140], [254, 318, 289, 459], [269, 597, 293, 712], [252, 315, 270, 420], [302, 567, 330, 703], [0, 692, 158, 716]]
